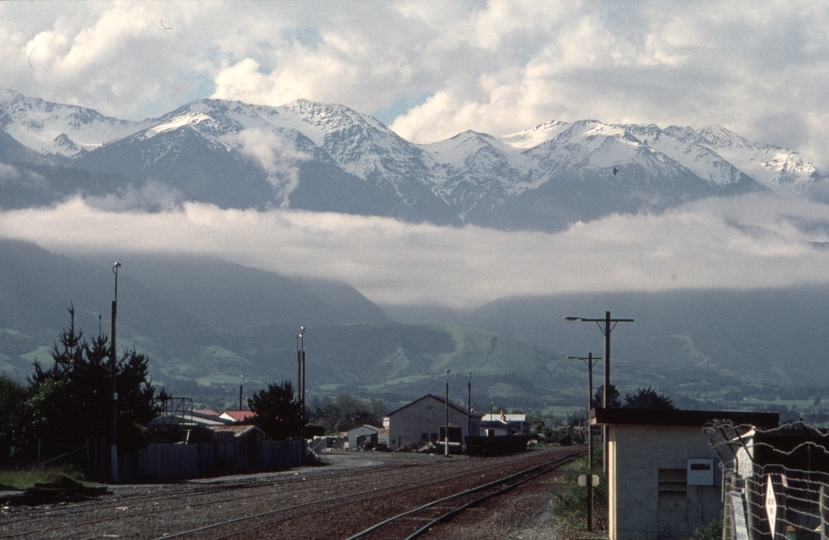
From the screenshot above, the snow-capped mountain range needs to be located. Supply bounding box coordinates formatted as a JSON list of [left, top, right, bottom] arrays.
[[0, 88, 823, 231]]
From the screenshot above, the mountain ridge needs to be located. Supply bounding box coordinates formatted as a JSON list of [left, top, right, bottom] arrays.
[[2, 88, 823, 231]]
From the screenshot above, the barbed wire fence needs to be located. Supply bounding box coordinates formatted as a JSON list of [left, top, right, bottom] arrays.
[[704, 419, 829, 540]]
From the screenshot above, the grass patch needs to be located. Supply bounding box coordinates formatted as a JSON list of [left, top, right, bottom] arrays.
[[0, 465, 91, 490], [550, 455, 607, 532]]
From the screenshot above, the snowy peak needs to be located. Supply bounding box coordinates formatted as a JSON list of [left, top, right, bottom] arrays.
[[499, 120, 570, 150], [1, 89, 826, 231], [0, 89, 148, 157]]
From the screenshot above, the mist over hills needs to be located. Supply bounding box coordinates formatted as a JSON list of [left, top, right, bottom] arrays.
[[466, 288, 829, 394], [0, 240, 579, 409], [0, 239, 826, 414], [3, 89, 829, 412]]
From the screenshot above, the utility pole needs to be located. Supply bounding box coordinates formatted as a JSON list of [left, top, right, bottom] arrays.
[[444, 369, 451, 456], [566, 353, 601, 470], [565, 311, 633, 475], [567, 352, 601, 533]]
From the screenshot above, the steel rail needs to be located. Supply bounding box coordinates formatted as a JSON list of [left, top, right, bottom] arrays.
[[154, 449, 580, 539], [347, 452, 582, 540], [0, 458, 435, 537]]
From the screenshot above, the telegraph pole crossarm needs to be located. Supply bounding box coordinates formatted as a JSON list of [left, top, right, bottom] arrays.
[[564, 312, 634, 477]]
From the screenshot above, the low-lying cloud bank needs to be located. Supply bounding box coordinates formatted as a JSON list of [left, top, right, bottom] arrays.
[[1, 193, 828, 308]]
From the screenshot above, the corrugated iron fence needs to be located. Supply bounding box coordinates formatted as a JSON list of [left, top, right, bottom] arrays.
[[136, 440, 303, 480]]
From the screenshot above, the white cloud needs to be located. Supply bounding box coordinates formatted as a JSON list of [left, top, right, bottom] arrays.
[[1, 193, 828, 308], [0, 163, 47, 189], [3, 1, 829, 308], [2, 0, 828, 168], [226, 128, 310, 208], [84, 181, 183, 212]]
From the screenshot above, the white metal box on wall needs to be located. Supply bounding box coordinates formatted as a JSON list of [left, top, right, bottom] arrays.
[[687, 459, 714, 486]]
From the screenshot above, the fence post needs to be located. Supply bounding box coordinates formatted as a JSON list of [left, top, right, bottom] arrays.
[[821, 484, 829, 540], [723, 472, 733, 540]]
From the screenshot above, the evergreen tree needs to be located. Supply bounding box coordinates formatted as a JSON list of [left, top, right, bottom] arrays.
[[623, 386, 676, 410], [247, 381, 304, 440], [0, 375, 27, 462], [24, 306, 161, 451], [592, 384, 623, 409]]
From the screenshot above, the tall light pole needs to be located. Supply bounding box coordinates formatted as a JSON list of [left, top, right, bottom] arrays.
[[296, 332, 301, 404], [298, 326, 305, 421], [444, 369, 451, 456], [239, 374, 244, 411], [467, 372, 472, 444], [565, 311, 633, 474], [110, 262, 121, 483]]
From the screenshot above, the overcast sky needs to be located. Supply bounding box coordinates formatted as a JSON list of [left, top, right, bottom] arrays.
[[2, 1, 829, 308]]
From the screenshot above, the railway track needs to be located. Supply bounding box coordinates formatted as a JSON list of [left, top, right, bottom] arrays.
[[0, 456, 431, 536], [0, 446, 582, 539]]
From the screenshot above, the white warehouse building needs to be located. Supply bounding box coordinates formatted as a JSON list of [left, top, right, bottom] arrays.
[[387, 394, 482, 451]]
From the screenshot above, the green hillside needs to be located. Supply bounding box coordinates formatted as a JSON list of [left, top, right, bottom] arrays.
[[0, 240, 582, 411]]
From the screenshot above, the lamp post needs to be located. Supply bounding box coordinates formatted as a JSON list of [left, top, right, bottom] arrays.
[[295, 333, 301, 404], [110, 262, 121, 483], [444, 369, 451, 456], [564, 311, 633, 474], [239, 374, 244, 411], [467, 372, 471, 444]]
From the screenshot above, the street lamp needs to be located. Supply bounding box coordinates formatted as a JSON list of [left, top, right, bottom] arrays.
[[110, 262, 121, 483], [444, 369, 451, 456], [467, 372, 472, 444], [565, 311, 633, 474]]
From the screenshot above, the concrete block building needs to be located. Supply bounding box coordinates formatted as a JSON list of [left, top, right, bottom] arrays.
[[592, 408, 778, 540]]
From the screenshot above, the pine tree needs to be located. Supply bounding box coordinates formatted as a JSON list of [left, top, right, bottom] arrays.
[[247, 381, 304, 440], [24, 305, 161, 451]]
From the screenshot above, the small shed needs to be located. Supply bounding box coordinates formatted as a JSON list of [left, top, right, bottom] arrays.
[[348, 425, 381, 450], [592, 408, 779, 540]]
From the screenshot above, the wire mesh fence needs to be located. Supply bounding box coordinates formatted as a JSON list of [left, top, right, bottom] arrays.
[[706, 420, 829, 540]]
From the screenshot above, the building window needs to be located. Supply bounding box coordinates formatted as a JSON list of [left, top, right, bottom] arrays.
[[658, 468, 687, 501]]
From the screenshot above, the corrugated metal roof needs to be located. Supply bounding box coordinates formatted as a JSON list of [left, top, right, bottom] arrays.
[[208, 425, 264, 437], [386, 394, 484, 418], [220, 410, 257, 422]]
